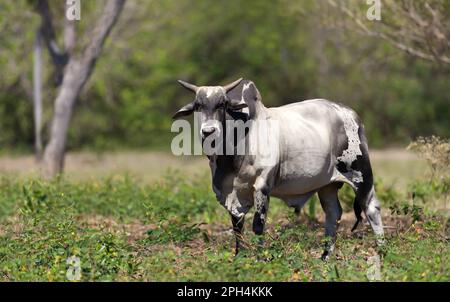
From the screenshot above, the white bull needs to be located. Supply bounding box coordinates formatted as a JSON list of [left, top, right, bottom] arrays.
[[173, 78, 384, 260]]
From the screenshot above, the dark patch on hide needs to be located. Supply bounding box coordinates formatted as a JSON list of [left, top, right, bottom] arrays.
[[252, 212, 264, 235], [196, 89, 225, 112], [351, 125, 374, 188], [226, 79, 257, 119], [352, 124, 376, 231], [226, 79, 251, 101], [212, 155, 241, 197], [336, 161, 348, 174], [330, 103, 376, 231]]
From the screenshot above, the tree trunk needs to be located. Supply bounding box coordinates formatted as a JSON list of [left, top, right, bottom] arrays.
[[33, 30, 43, 160], [42, 0, 126, 178], [42, 62, 82, 177]]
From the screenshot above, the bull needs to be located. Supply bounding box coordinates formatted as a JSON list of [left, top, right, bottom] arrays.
[[173, 78, 384, 260]]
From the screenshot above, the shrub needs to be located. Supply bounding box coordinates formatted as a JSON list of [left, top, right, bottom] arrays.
[[407, 136, 450, 178]]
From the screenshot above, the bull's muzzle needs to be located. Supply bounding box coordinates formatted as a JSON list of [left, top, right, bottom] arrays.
[[201, 126, 217, 138]]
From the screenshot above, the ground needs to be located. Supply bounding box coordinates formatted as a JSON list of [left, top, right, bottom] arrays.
[[0, 150, 448, 281], [0, 149, 427, 187]]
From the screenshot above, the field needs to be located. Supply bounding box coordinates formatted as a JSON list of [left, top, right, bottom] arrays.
[[0, 150, 448, 281]]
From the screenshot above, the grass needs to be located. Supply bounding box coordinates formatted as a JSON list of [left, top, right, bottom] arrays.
[[0, 170, 448, 281]]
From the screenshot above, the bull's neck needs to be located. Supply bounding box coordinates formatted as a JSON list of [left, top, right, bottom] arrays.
[[209, 101, 267, 171]]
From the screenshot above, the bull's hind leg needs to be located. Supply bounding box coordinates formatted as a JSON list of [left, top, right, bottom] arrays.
[[318, 183, 343, 261], [355, 185, 384, 245]]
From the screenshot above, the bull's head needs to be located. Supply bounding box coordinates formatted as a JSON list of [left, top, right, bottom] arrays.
[[173, 78, 248, 139]]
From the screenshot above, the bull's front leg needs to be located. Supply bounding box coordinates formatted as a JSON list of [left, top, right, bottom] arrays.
[[224, 190, 251, 255], [252, 190, 269, 236], [230, 214, 245, 255], [252, 172, 273, 252]]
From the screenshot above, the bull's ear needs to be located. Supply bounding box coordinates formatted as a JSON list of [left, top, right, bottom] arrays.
[[227, 98, 248, 110], [172, 102, 195, 119]]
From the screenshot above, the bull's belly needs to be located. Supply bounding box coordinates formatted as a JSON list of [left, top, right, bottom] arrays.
[[271, 173, 333, 197], [270, 155, 334, 197]]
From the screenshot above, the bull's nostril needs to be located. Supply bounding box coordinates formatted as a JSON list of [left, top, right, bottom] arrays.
[[202, 127, 216, 137]]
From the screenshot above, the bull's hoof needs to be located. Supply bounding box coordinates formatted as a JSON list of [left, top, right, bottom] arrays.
[[252, 214, 264, 235], [253, 224, 264, 235], [321, 250, 330, 261]]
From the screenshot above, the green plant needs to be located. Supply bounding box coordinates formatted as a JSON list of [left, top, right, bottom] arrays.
[[389, 202, 424, 222], [145, 222, 202, 244], [0, 172, 448, 281]]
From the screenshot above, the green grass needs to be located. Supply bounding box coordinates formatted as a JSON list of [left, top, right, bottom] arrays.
[[0, 172, 448, 281]]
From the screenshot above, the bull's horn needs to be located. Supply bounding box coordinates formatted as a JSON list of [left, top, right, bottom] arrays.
[[223, 78, 243, 92], [177, 80, 199, 93]]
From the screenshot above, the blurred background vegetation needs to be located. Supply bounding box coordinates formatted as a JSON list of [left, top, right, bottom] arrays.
[[0, 1, 448, 281], [0, 0, 449, 153]]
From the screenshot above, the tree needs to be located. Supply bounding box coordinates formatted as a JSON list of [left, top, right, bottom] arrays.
[[1, 0, 448, 152], [33, 0, 126, 177], [327, 0, 450, 65]]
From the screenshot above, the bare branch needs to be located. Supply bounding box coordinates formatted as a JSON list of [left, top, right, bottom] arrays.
[[35, 0, 68, 85], [64, 18, 76, 54], [326, 0, 450, 65], [35, 0, 68, 67]]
